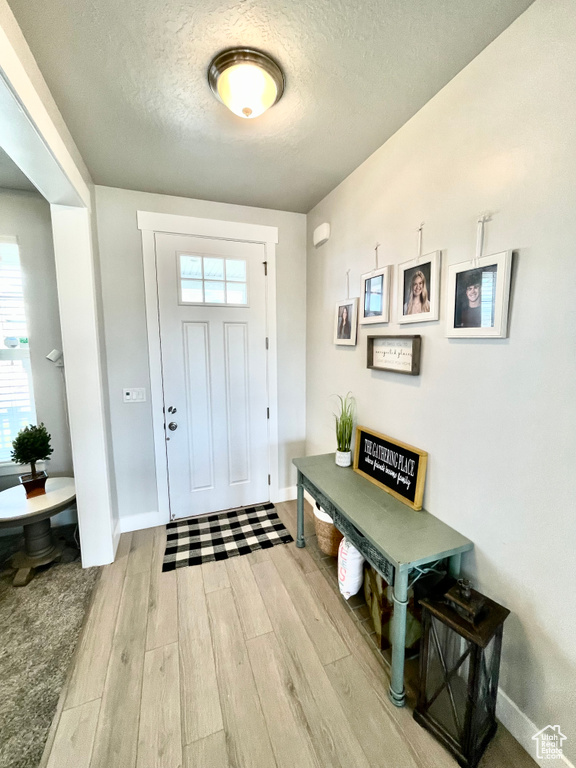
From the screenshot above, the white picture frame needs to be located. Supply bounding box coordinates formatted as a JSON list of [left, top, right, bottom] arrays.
[[334, 298, 358, 346], [360, 266, 391, 325], [446, 251, 513, 338], [397, 251, 441, 324]]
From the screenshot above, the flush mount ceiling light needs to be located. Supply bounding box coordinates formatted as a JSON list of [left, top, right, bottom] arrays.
[[208, 47, 284, 119]]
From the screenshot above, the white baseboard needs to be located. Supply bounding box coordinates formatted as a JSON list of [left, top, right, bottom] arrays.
[[118, 510, 168, 534], [112, 518, 122, 556], [497, 689, 574, 767], [271, 487, 318, 506], [304, 489, 318, 508], [274, 486, 297, 503], [270, 487, 321, 507]]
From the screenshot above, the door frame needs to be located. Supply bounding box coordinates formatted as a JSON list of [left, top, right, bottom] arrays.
[[137, 211, 280, 522]]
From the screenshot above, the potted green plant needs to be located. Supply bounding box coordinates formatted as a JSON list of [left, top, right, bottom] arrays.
[[11, 423, 53, 498], [334, 392, 354, 467]]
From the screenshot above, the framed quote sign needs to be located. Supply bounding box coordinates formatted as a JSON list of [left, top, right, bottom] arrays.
[[367, 335, 421, 375], [353, 426, 428, 510]]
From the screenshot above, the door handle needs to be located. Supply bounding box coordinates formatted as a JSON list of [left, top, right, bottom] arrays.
[[168, 422, 178, 431]]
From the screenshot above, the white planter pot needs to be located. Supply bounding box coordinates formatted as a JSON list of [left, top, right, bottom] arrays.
[[335, 450, 352, 467]]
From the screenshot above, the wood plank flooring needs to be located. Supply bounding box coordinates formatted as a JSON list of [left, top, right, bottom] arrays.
[[41, 501, 537, 768]]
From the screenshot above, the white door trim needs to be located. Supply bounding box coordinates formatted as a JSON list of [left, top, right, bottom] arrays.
[[138, 212, 280, 522], [137, 211, 278, 244]]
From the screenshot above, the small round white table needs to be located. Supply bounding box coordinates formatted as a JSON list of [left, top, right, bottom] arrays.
[[0, 477, 76, 586]]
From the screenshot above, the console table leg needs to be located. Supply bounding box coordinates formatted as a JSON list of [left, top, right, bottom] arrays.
[[389, 567, 409, 707], [448, 553, 462, 578], [296, 474, 305, 548]]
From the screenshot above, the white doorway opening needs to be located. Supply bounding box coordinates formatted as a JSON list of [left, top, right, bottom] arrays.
[[0, 41, 117, 567]]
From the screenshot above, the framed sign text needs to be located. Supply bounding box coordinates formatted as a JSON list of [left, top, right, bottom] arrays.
[[367, 335, 421, 375], [353, 426, 427, 510]]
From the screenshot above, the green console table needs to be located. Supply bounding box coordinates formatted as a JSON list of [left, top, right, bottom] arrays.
[[293, 454, 473, 707]]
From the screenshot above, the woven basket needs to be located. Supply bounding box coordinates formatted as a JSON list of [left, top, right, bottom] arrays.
[[314, 514, 343, 558]]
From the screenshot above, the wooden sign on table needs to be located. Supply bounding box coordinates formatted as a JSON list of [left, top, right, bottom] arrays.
[[353, 426, 427, 510]]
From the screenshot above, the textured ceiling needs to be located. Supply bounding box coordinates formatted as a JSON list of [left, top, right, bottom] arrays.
[[0, 147, 36, 192], [7, 0, 534, 213]]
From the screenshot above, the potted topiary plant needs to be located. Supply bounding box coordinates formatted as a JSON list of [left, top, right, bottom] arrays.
[[11, 423, 53, 498], [334, 392, 354, 467]]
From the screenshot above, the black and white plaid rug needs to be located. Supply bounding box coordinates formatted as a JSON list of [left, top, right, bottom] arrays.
[[162, 502, 293, 571]]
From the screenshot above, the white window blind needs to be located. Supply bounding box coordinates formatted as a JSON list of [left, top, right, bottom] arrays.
[[0, 238, 36, 463]]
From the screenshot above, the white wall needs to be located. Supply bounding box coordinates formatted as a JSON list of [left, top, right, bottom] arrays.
[[306, 1, 575, 763], [0, 0, 118, 566], [0, 190, 73, 512], [94, 186, 306, 530]]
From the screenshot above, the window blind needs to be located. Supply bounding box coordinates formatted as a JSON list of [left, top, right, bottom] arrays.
[[0, 239, 36, 463]]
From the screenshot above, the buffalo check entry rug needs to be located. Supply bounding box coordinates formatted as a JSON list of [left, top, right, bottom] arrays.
[[162, 502, 293, 571]]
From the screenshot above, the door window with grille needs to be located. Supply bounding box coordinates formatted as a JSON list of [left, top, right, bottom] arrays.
[[178, 253, 248, 306], [0, 237, 36, 463]]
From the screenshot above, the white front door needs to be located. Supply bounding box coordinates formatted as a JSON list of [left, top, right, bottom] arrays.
[[155, 232, 270, 520]]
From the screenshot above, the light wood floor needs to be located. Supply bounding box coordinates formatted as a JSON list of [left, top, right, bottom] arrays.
[[40, 501, 536, 768]]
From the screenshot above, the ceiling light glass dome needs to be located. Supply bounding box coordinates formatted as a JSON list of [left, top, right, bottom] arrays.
[[208, 48, 284, 119]]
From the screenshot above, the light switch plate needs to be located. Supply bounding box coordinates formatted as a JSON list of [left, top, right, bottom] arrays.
[[123, 388, 146, 403]]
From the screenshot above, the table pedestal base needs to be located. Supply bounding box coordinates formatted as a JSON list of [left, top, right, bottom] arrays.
[[11, 518, 63, 586]]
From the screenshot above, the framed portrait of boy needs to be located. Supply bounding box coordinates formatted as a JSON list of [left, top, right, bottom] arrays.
[[397, 251, 441, 324], [360, 266, 391, 325], [446, 251, 512, 338], [334, 298, 358, 346]]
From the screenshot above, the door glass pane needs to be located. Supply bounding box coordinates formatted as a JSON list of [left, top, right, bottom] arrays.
[[226, 282, 247, 305], [180, 254, 202, 279], [204, 258, 224, 280], [226, 259, 246, 282], [205, 281, 225, 303], [179, 255, 247, 306], [181, 280, 203, 303]]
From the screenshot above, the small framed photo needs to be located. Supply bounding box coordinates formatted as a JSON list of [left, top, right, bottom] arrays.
[[446, 251, 512, 338], [360, 266, 391, 325], [334, 298, 358, 346], [397, 251, 441, 324]]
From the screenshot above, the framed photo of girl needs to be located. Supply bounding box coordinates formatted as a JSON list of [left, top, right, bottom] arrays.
[[397, 251, 441, 324], [334, 298, 358, 346], [446, 251, 513, 338], [360, 266, 391, 325]]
